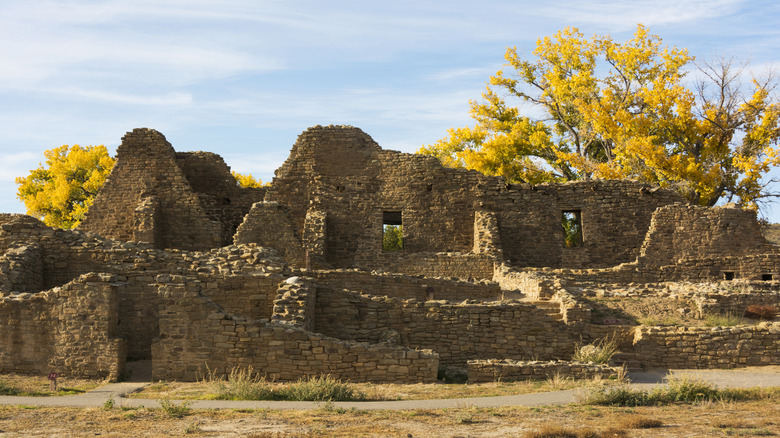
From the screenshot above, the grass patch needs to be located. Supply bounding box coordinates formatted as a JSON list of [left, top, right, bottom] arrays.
[[0, 374, 99, 396], [581, 375, 780, 406], [208, 368, 366, 402], [572, 337, 619, 364], [704, 312, 748, 327]]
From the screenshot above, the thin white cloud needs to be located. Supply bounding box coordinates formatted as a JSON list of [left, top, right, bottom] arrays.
[[537, 0, 745, 30]]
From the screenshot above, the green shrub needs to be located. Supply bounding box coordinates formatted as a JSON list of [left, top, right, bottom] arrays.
[[0, 380, 19, 396], [209, 368, 365, 402], [159, 399, 191, 418]]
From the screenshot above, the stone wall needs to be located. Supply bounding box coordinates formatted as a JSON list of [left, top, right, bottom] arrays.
[[489, 181, 684, 269], [80, 128, 263, 250], [152, 276, 439, 382], [303, 269, 502, 302], [263, 126, 685, 272], [234, 201, 306, 268], [467, 359, 619, 383], [633, 323, 780, 368], [639, 204, 774, 267], [314, 288, 576, 367], [0, 214, 287, 360], [0, 274, 125, 379]]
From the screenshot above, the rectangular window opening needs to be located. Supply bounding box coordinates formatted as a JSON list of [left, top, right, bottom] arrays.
[[723, 271, 735, 281], [762, 273, 773, 281], [382, 211, 403, 251], [562, 210, 583, 247]]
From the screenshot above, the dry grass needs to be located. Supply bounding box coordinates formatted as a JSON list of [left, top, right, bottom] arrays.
[[0, 398, 777, 437], [0, 373, 101, 396], [130, 375, 619, 401]]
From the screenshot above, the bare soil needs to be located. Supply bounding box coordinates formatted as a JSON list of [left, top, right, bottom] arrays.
[[0, 399, 776, 437]]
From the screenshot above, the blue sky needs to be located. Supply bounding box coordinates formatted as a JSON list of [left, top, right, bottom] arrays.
[[2, 0, 780, 220]]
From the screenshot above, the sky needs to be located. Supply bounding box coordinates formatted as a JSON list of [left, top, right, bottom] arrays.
[[2, 0, 780, 220]]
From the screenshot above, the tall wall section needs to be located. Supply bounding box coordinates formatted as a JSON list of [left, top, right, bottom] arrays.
[[79, 128, 264, 250], [0, 274, 125, 379], [263, 125, 684, 272]]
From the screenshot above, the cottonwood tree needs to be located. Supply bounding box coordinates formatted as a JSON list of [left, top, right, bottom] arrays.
[[420, 25, 780, 208], [16, 145, 115, 228]]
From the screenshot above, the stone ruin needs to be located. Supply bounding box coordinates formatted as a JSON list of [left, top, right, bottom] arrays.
[[0, 126, 778, 383]]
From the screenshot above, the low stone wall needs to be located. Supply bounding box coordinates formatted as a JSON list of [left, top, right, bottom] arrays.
[[380, 252, 495, 280], [152, 276, 438, 382], [633, 323, 780, 368], [493, 265, 558, 299], [314, 288, 576, 367], [197, 272, 283, 321], [0, 273, 125, 379], [467, 359, 619, 383], [303, 269, 501, 302]]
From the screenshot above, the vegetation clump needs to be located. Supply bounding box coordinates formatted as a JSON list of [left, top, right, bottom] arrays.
[[572, 337, 619, 364], [581, 374, 778, 406], [209, 367, 366, 402]]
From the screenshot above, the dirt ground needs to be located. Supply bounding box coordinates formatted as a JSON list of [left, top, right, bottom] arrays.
[[0, 399, 777, 437]]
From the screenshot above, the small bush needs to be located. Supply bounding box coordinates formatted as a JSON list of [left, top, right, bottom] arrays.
[[744, 304, 777, 320], [212, 367, 274, 401], [572, 337, 619, 364], [159, 399, 192, 418], [0, 380, 19, 396], [279, 375, 366, 402]]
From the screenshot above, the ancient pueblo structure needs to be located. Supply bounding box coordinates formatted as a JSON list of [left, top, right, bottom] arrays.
[[1, 126, 778, 383]]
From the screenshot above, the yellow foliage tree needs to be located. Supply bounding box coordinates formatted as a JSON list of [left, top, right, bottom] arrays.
[[16, 145, 115, 229], [231, 171, 266, 188], [420, 25, 780, 208]]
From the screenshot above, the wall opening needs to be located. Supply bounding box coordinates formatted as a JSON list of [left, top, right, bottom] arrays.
[[562, 210, 583, 247], [723, 271, 735, 281], [382, 211, 403, 251], [762, 273, 773, 281]]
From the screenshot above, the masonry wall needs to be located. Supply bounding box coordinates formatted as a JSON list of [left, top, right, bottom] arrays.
[[152, 277, 439, 382], [263, 126, 684, 272], [314, 288, 576, 367], [488, 181, 684, 269], [0, 215, 287, 360], [302, 269, 502, 302], [633, 323, 780, 368], [639, 204, 775, 266], [0, 274, 125, 379], [79, 128, 263, 250]]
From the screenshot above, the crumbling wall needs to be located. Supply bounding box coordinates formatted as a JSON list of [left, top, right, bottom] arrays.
[[152, 276, 439, 382], [639, 204, 774, 266], [80, 128, 263, 250], [467, 359, 618, 383], [489, 181, 684, 269], [0, 273, 125, 379], [314, 288, 576, 367], [0, 215, 287, 360], [633, 323, 780, 368], [265, 125, 490, 271], [233, 201, 306, 267], [304, 269, 502, 302]]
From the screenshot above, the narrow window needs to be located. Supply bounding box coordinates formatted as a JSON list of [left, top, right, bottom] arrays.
[[723, 271, 735, 281], [562, 210, 583, 247], [382, 211, 403, 251], [762, 273, 773, 281]]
